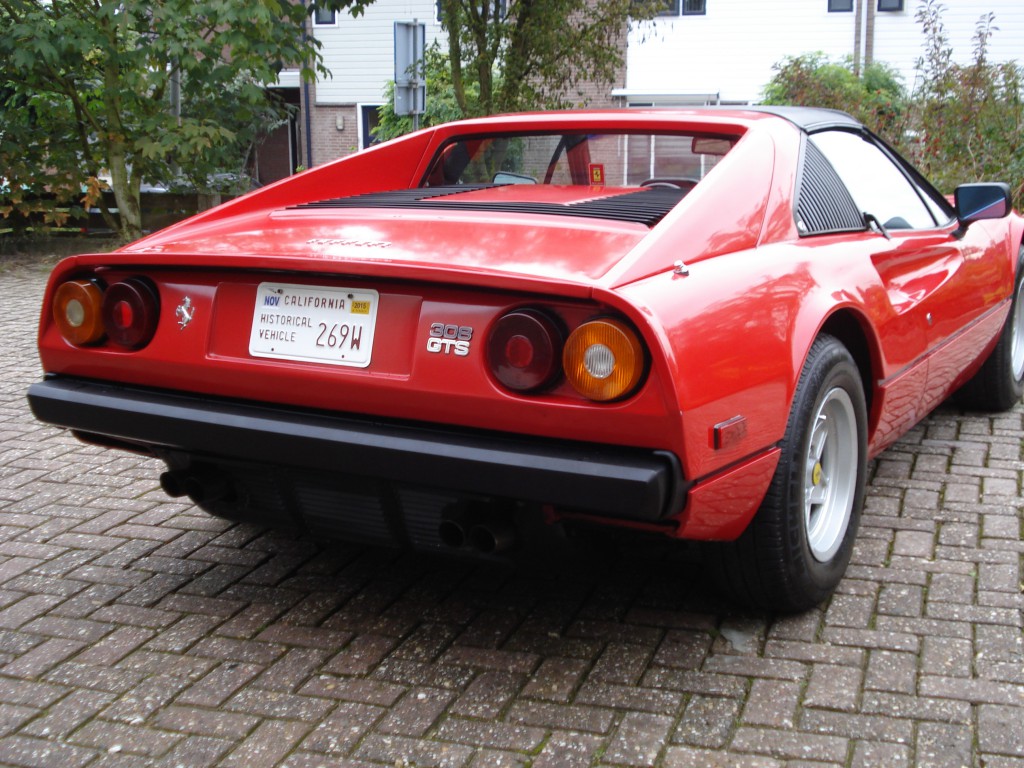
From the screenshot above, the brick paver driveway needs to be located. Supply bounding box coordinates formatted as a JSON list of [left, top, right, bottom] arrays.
[[1, 261, 1021, 768]]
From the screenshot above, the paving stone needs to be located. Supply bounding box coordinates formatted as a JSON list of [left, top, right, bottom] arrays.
[[69, 718, 181, 758], [508, 699, 615, 734], [799, 708, 913, 743], [674, 694, 742, 748], [920, 636, 973, 678], [152, 704, 259, 740], [851, 738, 913, 768], [805, 663, 863, 711], [863, 649, 917, 696], [531, 731, 604, 768], [355, 732, 473, 767], [978, 704, 1024, 757], [218, 719, 312, 768], [0, 734, 97, 768], [663, 747, 783, 767], [450, 669, 523, 718], [603, 711, 674, 766], [520, 656, 588, 702], [916, 721, 974, 768], [377, 687, 457, 737], [729, 726, 849, 762], [432, 717, 546, 752], [741, 678, 801, 727], [0, 704, 39, 739]]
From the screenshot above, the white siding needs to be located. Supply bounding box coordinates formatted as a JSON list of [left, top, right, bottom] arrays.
[[313, 0, 445, 105], [874, 2, 1024, 95], [624, 0, 1024, 104]]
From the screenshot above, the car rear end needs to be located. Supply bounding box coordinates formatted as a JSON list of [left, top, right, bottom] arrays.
[[30, 233, 690, 556]]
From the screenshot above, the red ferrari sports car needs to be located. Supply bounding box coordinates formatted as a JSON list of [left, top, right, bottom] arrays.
[[28, 107, 1024, 611]]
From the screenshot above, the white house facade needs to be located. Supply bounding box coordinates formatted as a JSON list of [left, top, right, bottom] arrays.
[[622, 0, 1024, 106], [269, 0, 1024, 172]]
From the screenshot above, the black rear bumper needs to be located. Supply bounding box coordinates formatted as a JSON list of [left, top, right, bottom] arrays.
[[27, 377, 686, 522]]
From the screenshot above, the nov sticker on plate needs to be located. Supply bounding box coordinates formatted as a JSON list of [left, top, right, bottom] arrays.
[[249, 282, 379, 368]]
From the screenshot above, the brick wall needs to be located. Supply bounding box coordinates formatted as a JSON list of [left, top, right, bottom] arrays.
[[564, 1, 629, 110]]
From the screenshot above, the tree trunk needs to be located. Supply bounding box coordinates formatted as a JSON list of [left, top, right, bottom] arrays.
[[107, 139, 144, 242]]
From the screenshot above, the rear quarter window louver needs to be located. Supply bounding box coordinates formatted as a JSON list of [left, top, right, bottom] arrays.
[[795, 139, 865, 236]]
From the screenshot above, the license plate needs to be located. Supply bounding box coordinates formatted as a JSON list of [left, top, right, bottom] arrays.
[[249, 282, 378, 367]]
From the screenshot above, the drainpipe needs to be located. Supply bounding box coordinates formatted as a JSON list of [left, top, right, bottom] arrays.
[[301, 0, 314, 170], [864, 0, 876, 69], [853, 0, 863, 76]]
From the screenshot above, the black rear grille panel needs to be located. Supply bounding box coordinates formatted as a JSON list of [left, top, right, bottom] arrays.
[[294, 184, 687, 227]]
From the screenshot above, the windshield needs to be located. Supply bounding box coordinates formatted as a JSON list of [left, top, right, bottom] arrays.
[[422, 132, 736, 190]]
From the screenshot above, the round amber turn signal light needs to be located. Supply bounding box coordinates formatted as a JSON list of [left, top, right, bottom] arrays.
[[53, 280, 105, 346], [563, 318, 645, 401]]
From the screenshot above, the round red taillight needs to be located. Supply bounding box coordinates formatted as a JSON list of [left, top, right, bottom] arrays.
[[102, 277, 160, 349], [487, 309, 563, 392], [53, 279, 105, 346]]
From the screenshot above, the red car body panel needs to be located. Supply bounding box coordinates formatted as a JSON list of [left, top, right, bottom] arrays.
[[30, 109, 1024, 548]]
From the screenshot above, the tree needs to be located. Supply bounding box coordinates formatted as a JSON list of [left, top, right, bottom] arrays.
[[904, 0, 1024, 206], [0, 0, 366, 241], [762, 53, 906, 146], [436, 0, 655, 119]]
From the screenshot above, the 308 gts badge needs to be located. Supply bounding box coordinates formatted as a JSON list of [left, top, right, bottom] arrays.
[[427, 323, 473, 356]]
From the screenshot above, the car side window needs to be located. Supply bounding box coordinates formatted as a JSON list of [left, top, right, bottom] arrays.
[[809, 130, 938, 230]]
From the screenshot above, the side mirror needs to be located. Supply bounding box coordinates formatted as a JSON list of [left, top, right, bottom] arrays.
[[954, 182, 1012, 228]]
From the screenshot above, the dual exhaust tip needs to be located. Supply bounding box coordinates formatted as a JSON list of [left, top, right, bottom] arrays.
[[438, 503, 517, 554]]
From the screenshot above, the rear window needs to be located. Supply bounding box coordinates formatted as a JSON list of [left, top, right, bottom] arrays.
[[422, 132, 736, 189]]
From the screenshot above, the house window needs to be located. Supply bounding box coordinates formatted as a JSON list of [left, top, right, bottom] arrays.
[[655, 0, 704, 15], [361, 105, 381, 149], [654, 0, 679, 17], [313, 8, 336, 25], [877, 0, 903, 10], [828, 0, 853, 11]]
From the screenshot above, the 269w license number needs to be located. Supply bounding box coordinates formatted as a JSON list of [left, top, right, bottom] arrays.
[[316, 322, 365, 352]]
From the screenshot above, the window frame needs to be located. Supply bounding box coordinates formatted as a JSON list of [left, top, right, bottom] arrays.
[[313, 8, 337, 25], [807, 128, 953, 233], [418, 129, 737, 189], [682, 0, 706, 15], [877, 0, 904, 11], [828, 0, 853, 11]]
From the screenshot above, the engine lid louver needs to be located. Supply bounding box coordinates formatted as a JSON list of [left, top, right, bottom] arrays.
[[293, 185, 687, 228]]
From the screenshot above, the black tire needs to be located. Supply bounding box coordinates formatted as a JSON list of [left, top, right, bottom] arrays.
[[955, 245, 1024, 412], [710, 334, 868, 612]]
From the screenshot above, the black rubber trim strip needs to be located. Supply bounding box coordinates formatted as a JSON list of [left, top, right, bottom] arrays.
[[27, 377, 687, 522]]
